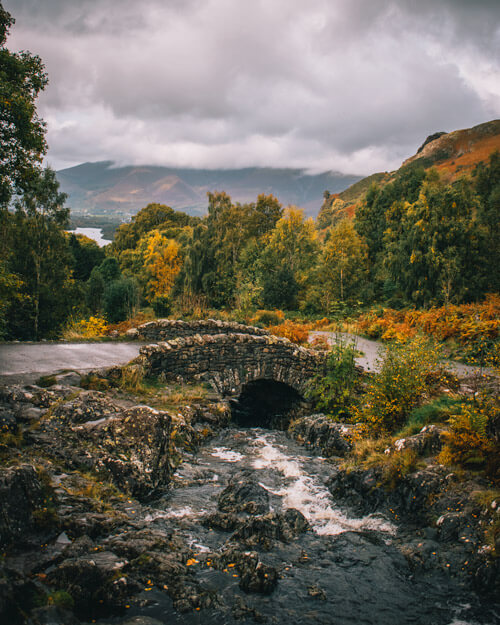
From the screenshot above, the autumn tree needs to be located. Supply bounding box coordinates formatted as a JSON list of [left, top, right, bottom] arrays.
[[319, 219, 369, 308], [258, 207, 318, 309], [142, 229, 182, 300]]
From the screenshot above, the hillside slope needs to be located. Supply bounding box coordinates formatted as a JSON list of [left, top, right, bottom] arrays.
[[317, 119, 500, 228], [56, 163, 361, 219]]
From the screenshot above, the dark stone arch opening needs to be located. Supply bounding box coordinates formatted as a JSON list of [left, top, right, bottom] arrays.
[[230, 379, 307, 429]]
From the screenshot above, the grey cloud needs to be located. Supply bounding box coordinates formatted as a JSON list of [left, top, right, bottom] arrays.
[[3, 0, 498, 174]]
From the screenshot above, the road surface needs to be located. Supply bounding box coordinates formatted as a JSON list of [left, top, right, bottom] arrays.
[[0, 342, 145, 384]]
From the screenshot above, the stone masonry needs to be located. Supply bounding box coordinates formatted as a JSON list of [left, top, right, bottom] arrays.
[[139, 332, 325, 396], [136, 319, 269, 342]]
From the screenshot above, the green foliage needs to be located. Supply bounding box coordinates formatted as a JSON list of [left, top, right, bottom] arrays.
[[438, 399, 495, 471], [6, 167, 74, 339], [151, 294, 172, 317], [404, 396, 461, 434], [319, 219, 369, 307], [47, 590, 74, 610], [357, 337, 443, 435], [98, 256, 121, 282], [306, 337, 359, 419], [0, 5, 48, 208], [262, 265, 298, 310], [86, 266, 105, 313], [68, 233, 105, 281], [103, 277, 139, 323]]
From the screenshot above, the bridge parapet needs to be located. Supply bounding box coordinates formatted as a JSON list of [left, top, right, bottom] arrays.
[[139, 332, 325, 396], [137, 319, 269, 342]]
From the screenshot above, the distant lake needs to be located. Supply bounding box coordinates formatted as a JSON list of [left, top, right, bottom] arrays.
[[67, 227, 112, 247]]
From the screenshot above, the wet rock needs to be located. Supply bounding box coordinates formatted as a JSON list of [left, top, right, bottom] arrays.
[[289, 414, 354, 456], [104, 528, 172, 559], [0, 464, 45, 547], [232, 509, 309, 547], [327, 463, 456, 521], [436, 512, 463, 542], [30, 605, 80, 625], [218, 471, 270, 514], [14, 404, 45, 423], [39, 400, 173, 499], [116, 618, 164, 625], [0, 563, 40, 625], [203, 511, 241, 532], [218, 548, 278, 594], [231, 596, 265, 622], [47, 551, 136, 618], [307, 583, 327, 600], [60, 512, 120, 540]]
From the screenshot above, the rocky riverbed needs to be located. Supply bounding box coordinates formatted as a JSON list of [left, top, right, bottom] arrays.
[[0, 373, 498, 625]]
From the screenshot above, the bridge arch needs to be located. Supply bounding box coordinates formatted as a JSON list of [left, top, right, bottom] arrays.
[[139, 332, 325, 398]]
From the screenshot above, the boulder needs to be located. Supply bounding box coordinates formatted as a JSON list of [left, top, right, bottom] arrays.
[[289, 414, 354, 456], [218, 471, 270, 514], [392, 425, 444, 455], [0, 464, 45, 547]]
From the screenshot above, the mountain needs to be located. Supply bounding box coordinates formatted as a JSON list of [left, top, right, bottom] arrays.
[[338, 119, 500, 209], [56, 162, 362, 220]]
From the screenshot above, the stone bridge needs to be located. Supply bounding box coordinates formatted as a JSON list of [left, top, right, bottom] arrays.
[[135, 319, 269, 342], [138, 331, 325, 397]]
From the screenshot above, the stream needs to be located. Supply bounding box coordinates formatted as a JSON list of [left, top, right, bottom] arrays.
[[109, 428, 499, 625]]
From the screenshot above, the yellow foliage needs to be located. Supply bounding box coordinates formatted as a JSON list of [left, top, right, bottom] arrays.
[[438, 401, 496, 470], [143, 230, 182, 300], [66, 316, 108, 338]]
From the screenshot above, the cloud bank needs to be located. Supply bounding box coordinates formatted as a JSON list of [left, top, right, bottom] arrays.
[[5, 0, 500, 173]]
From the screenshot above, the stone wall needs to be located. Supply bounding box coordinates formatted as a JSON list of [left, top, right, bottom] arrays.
[[137, 319, 269, 342], [139, 333, 325, 396]]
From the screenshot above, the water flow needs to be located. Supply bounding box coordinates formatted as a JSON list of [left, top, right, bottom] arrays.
[[136, 427, 498, 625]]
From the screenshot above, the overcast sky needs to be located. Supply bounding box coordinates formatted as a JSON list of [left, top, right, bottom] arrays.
[[5, 0, 500, 174]]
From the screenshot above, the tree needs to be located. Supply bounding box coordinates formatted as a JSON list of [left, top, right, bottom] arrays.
[[257, 207, 318, 308], [10, 167, 72, 339], [320, 219, 369, 307], [383, 174, 484, 306], [142, 229, 182, 300], [0, 4, 47, 208], [68, 234, 105, 282], [103, 278, 139, 323]]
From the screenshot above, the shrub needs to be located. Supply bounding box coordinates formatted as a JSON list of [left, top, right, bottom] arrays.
[[267, 319, 310, 344], [47, 590, 74, 610], [250, 309, 284, 327], [306, 337, 359, 419], [357, 336, 443, 435], [63, 315, 108, 339], [438, 401, 495, 470], [152, 295, 172, 317], [103, 277, 139, 323], [404, 395, 462, 433]]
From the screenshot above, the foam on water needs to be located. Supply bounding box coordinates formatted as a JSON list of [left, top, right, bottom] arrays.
[[211, 447, 245, 462], [252, 432, 395, 536]]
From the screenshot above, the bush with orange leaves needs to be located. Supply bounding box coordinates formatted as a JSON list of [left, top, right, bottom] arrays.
[[267, 319, 311, 344], [354, 295, 499, 363], [438, 398, 499, 477]]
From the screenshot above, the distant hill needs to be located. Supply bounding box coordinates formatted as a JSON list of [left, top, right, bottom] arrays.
[[317, 119, 500, 228], [56, 162, 362, 220]]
